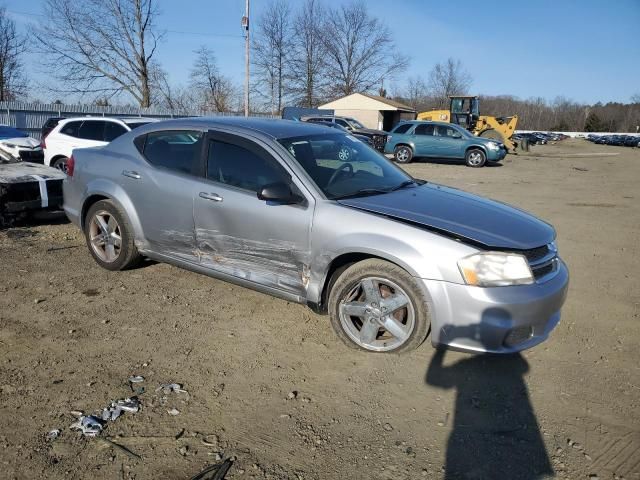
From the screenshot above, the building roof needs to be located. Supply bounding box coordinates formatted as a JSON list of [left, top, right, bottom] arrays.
[[319, 93, 415, 112]]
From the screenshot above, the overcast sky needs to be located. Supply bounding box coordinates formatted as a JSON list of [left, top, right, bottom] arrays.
[[4, 0, 640, 105]]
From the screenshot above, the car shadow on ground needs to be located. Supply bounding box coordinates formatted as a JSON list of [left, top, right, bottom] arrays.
[[425, 315, 552, 479], [411, 157, 504, 167]]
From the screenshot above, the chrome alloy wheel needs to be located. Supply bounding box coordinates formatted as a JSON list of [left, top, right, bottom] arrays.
[[396, 147, 410, 162], [339, 277, 415, 352], [467, 151, 484, 166], [88, 210, 122, 263]]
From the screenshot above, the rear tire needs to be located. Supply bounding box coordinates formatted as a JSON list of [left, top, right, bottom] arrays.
[[53, 157, 69, 174], [84, 200, 141, 271], [394, 145, 413, 163], [328, 259, 430, 354], [465, 148, 486, 168]]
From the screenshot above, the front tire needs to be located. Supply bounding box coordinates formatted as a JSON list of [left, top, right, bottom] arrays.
[[328, 259, 430, 354], [394, 145, 413, 163], [84, 200, 141, 271], [465, 148, 486, 168]]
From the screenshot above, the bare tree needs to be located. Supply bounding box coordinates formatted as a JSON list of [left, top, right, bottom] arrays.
[[190, 46, 237, 112], [322, 1, 408, 98], [427, 58, 472, 108], [404, 76, 428, 110], [152, 66, 194, 112], [288, 0, 326, 107], [34, 0, 163, 107], [0, 7, 27, 101], [252, 0, 291, 115]]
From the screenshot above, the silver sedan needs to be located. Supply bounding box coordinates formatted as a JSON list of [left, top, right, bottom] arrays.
[[63, 118, 568, 354]]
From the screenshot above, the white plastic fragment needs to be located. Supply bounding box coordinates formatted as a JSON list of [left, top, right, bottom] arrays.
[[70, 415, 104, 437], [128, 375, 145, 383], [167, 408, 180, 416], [47, 429, 61, 440], [156, 383, 188, 395]]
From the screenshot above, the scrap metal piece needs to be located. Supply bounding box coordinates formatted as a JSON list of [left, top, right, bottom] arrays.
[[156, 383, 188, 395], [70, 415, 105, 437], [128, 375, 145, 383], [47, 429, 61, 440]]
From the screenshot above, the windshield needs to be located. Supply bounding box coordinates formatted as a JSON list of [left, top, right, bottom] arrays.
[[0, 126, 28, 139], [278, 133, 415, 200], [348, 118, 365, 129]]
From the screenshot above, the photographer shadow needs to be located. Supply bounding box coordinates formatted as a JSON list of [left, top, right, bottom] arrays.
[[425, 310, 553, 479]]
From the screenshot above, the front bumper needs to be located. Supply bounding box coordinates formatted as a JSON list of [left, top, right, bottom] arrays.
[[422, 259, 569, 353], [487, 147, 507, 162]]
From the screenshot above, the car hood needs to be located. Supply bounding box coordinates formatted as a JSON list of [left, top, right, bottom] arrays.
[[337, 183, 555, 250], [0, 161, 66, 184], [352, 128, 387, 136], [0, 136, 40, 149]]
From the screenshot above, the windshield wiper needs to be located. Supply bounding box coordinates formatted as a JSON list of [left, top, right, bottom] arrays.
[[331, 188, 391, 200], [389, 179, 418, 191]]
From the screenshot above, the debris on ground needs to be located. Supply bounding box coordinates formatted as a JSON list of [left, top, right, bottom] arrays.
[[188, 458, 233, 480], [46, 429, 61, 440], [70, 415, 105, 437], [167, 408, 180, 416], [156, 383, 188, 395], [128, 375, 145, 383], [70, 395, 140, 437]]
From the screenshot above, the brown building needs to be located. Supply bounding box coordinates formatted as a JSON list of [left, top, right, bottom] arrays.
[[319, 93, 416, 131]]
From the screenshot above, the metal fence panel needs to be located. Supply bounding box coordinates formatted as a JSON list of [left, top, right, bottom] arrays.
[[0, 101, 274, 139]]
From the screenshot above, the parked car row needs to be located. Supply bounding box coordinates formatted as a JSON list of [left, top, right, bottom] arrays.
[[586, 134, 640, 147], [513, 132, 568, 145]]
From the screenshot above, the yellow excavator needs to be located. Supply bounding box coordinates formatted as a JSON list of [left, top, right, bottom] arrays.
[[417, 95, 518, 152]]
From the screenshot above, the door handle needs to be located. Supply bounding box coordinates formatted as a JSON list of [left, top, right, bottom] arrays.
[[122, 170, 141, 179], [199, 192, 223, 202]]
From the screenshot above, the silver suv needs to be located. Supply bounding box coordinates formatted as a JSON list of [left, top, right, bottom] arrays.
[[63, 118, 569, 354]]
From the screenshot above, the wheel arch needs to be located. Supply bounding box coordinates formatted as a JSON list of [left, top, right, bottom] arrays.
[[80, 180, 145, 247], [465, 144, 487, 156], [311, 249, 426, 314]]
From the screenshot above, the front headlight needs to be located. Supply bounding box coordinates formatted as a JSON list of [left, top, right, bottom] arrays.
[[3, 143, 17, 149], [458, 252, 533, 287], [487, 142, 500, 150]]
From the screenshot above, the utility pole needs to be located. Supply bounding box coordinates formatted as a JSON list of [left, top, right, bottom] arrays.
[[242, 0, 250, 117]]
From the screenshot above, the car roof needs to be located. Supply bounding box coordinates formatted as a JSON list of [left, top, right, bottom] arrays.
[[398, 120, 459, 127], [130, 116, 339, 140]]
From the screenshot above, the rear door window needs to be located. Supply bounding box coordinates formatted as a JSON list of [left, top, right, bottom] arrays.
[[60, 121, 82, 138], [104, 122, 128, 142], [78, 121, 106, 141], [142, 130, 204, 175], [436, 125, 459, 137], [413, 124, 435, 136]]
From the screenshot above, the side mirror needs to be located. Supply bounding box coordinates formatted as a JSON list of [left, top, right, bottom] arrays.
[[257, 181, 300, 204], [452, 132, 463, 139]]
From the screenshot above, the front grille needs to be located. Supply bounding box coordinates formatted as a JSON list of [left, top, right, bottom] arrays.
[[47, 179, 63, 198], [520, 245, 550, 263], [372, 135, 386, 150], [0, 182, 41, 203], [532, 261, 554, 280], [19, 150, 45, 162]]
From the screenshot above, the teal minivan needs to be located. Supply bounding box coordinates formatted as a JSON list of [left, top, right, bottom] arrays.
[[384, 121, 507, 167]]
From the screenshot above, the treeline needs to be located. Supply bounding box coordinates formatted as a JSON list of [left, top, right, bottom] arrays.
[[1, 0, 638, 132]]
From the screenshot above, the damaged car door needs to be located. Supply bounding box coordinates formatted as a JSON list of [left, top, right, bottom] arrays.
[[194, 131, 313, 297], [128, 129, 205, 261]]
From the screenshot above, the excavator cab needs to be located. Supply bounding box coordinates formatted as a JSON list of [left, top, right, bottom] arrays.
[[449, 96, 479, 131]]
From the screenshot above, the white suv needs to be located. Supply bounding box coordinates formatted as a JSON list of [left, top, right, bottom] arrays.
[[43, 117, 158, 172]]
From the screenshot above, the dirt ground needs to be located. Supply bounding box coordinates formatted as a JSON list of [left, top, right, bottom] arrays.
[[1, 139, 639, 480]]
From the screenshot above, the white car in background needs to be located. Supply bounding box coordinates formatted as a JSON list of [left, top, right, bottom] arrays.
[[0, 125, 44, 164], [43, 117, 158, 172]]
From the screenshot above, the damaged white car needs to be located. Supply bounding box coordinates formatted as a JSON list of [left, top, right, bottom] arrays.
[[0, 154, 66, 226], [0, 126, 44, 164]]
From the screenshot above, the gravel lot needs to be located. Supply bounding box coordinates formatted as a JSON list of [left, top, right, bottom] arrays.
[[1, 139, 639, 479]]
